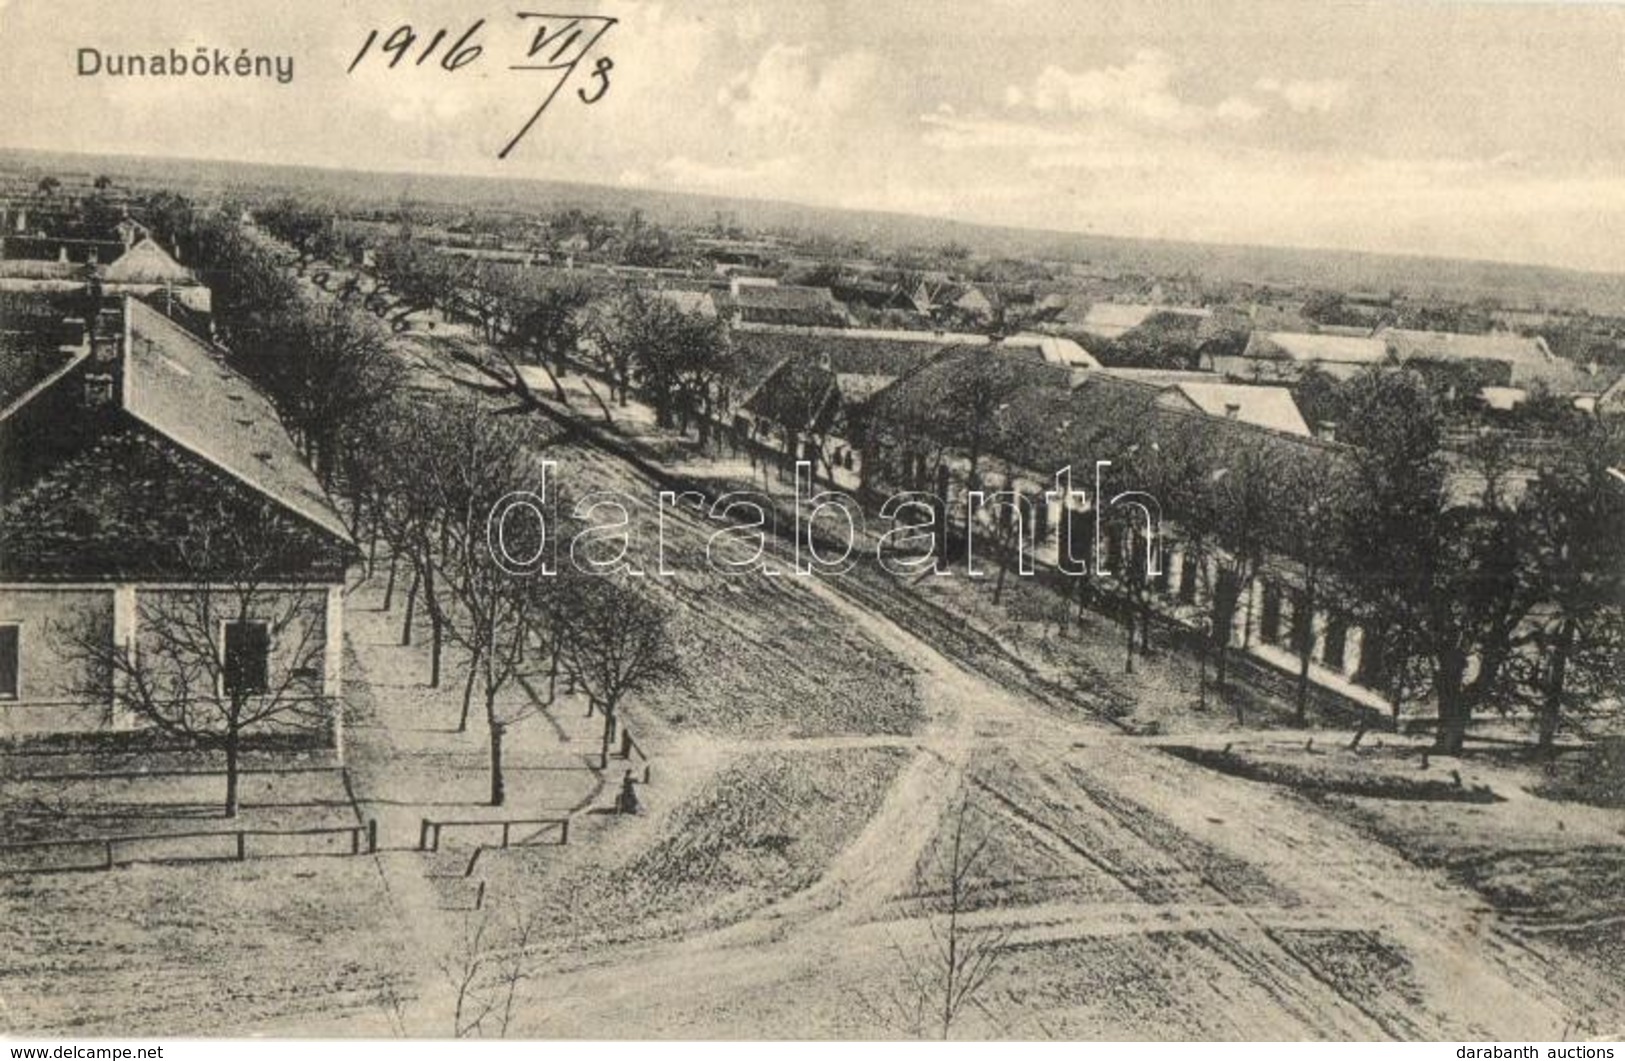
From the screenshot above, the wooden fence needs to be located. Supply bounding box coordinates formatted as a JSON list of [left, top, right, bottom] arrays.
[[417, 815, 570, 853], [0, 820, 378, 875]]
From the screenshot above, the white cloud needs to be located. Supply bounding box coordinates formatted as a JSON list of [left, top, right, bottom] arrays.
[[1006, 51, 1264, 129], [1010, 50, 1198, 128], [718, 44, 880, 140], [1255, 77, 1351, 114]]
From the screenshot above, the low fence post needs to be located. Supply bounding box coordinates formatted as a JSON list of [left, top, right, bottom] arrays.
[[620, 729, 633, 759], [351, 827, 361, 855], [103, 838, 115, 870], [643, 763, 652, 785], [367, 819, 378, 854], [559, 818, 569, 845], [501, 822, 511, 849], [235, 831, 247, 862], [418, 818, 430, 851]]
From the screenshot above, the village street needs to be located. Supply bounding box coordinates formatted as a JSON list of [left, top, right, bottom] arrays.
[[303, 285, 1624, 1039]]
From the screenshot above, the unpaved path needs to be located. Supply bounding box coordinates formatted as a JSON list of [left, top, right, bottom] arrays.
[[273, 246, 1617, 1040]]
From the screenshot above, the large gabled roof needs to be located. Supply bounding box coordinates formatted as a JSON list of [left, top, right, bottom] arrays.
[[0, 425, 351, 582], [1376, 327, 1553, 367], [1079, 302, 1210, 338], [740, 356, 842, 436], [122, 299, 351, 542], [1243, 331, 1390, 364], [1157, 381, 1311, 436], [728, 325, 955, 397], [866, 348, 1338, 486], [100, 237, 198, 285], [0, 341, 87, 420]]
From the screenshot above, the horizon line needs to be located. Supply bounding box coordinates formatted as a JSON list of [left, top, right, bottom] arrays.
[[3, 141, 1623, 284]]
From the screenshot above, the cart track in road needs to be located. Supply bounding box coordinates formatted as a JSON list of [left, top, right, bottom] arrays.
[[274, 250, 1615, 1038], [500, 401, 1593, 1040]]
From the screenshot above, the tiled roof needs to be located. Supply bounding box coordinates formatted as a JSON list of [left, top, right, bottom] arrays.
[[729, 326, 953, 396], [1158, 382, 1311, 436], [863, 344, 1078, 465], [0, 259, 79, 281], [0, 341, 84, 419], [1243, 331, 1390, 364], [726, 284, 849, 327], [866, 350, 1336, 484], [123, 300, 351, 541], [2, 236, 124, 265], [741, 356, 841, 435], [1080, 302, 1210, 338], [1376, 327, 1552, 367], [100, 238, 198, 285], [0, 425, 350, 582]]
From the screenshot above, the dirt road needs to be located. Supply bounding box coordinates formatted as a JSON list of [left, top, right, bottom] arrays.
[[271, 253, 1621, 1040]]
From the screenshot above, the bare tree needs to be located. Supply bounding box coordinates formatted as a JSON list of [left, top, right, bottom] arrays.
[[863, 796, 1012, 1039], [560, 576, 680, 770], [427, 399, 571, 803], [56, 507, 338, 817], [439, 906, 545, 1038]]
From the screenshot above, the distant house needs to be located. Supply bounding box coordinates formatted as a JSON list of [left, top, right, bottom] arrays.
[[952, 285, 996, 322], [728, 325, 959, 479], [859, 352, 1407, 711], [1153, 381, 1311, 436], [0, 296, 353, 739], [1001, 333, 1099, 369], [0, 232, 211, 317], [1076, 302, 1210, 340], [1213, 331, 1390, 381], [1375, 327, 1559, 387], [830, 279, 914, 313], [724, 281, 850, 329]]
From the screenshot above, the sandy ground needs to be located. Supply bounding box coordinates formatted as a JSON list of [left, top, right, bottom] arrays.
[[5, 248, 1618, 1040]]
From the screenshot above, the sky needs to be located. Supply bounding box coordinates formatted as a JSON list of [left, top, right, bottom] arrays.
[[4, 0, 1625, 272]]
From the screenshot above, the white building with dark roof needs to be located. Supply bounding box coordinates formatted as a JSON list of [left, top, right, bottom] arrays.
[[0, 297, 352, 739]]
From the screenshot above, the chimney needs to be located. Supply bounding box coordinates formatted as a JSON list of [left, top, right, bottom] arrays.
[[1224, 402, 1241, 420], [82, 372, 116, 408], [57, 316, 88, 356], [89, 304, 123, 367], [1316, 420, 1338, 442]]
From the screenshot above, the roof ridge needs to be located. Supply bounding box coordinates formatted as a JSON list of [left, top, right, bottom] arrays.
[[123, 299, 353, 545]]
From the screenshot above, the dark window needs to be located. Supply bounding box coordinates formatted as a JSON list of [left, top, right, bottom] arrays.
[[1356, 631, 1389, 689], [1322, 614, 1349, 672], [223, 621, 270, 696], [1290, 590, 1313, 654], [0, 625, 17, 699], [1178, 552, 1199, 604], [1259, 583, 1283, 644]]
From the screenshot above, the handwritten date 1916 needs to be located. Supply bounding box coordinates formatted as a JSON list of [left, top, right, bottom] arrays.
[[347, 13, 617, 159]]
